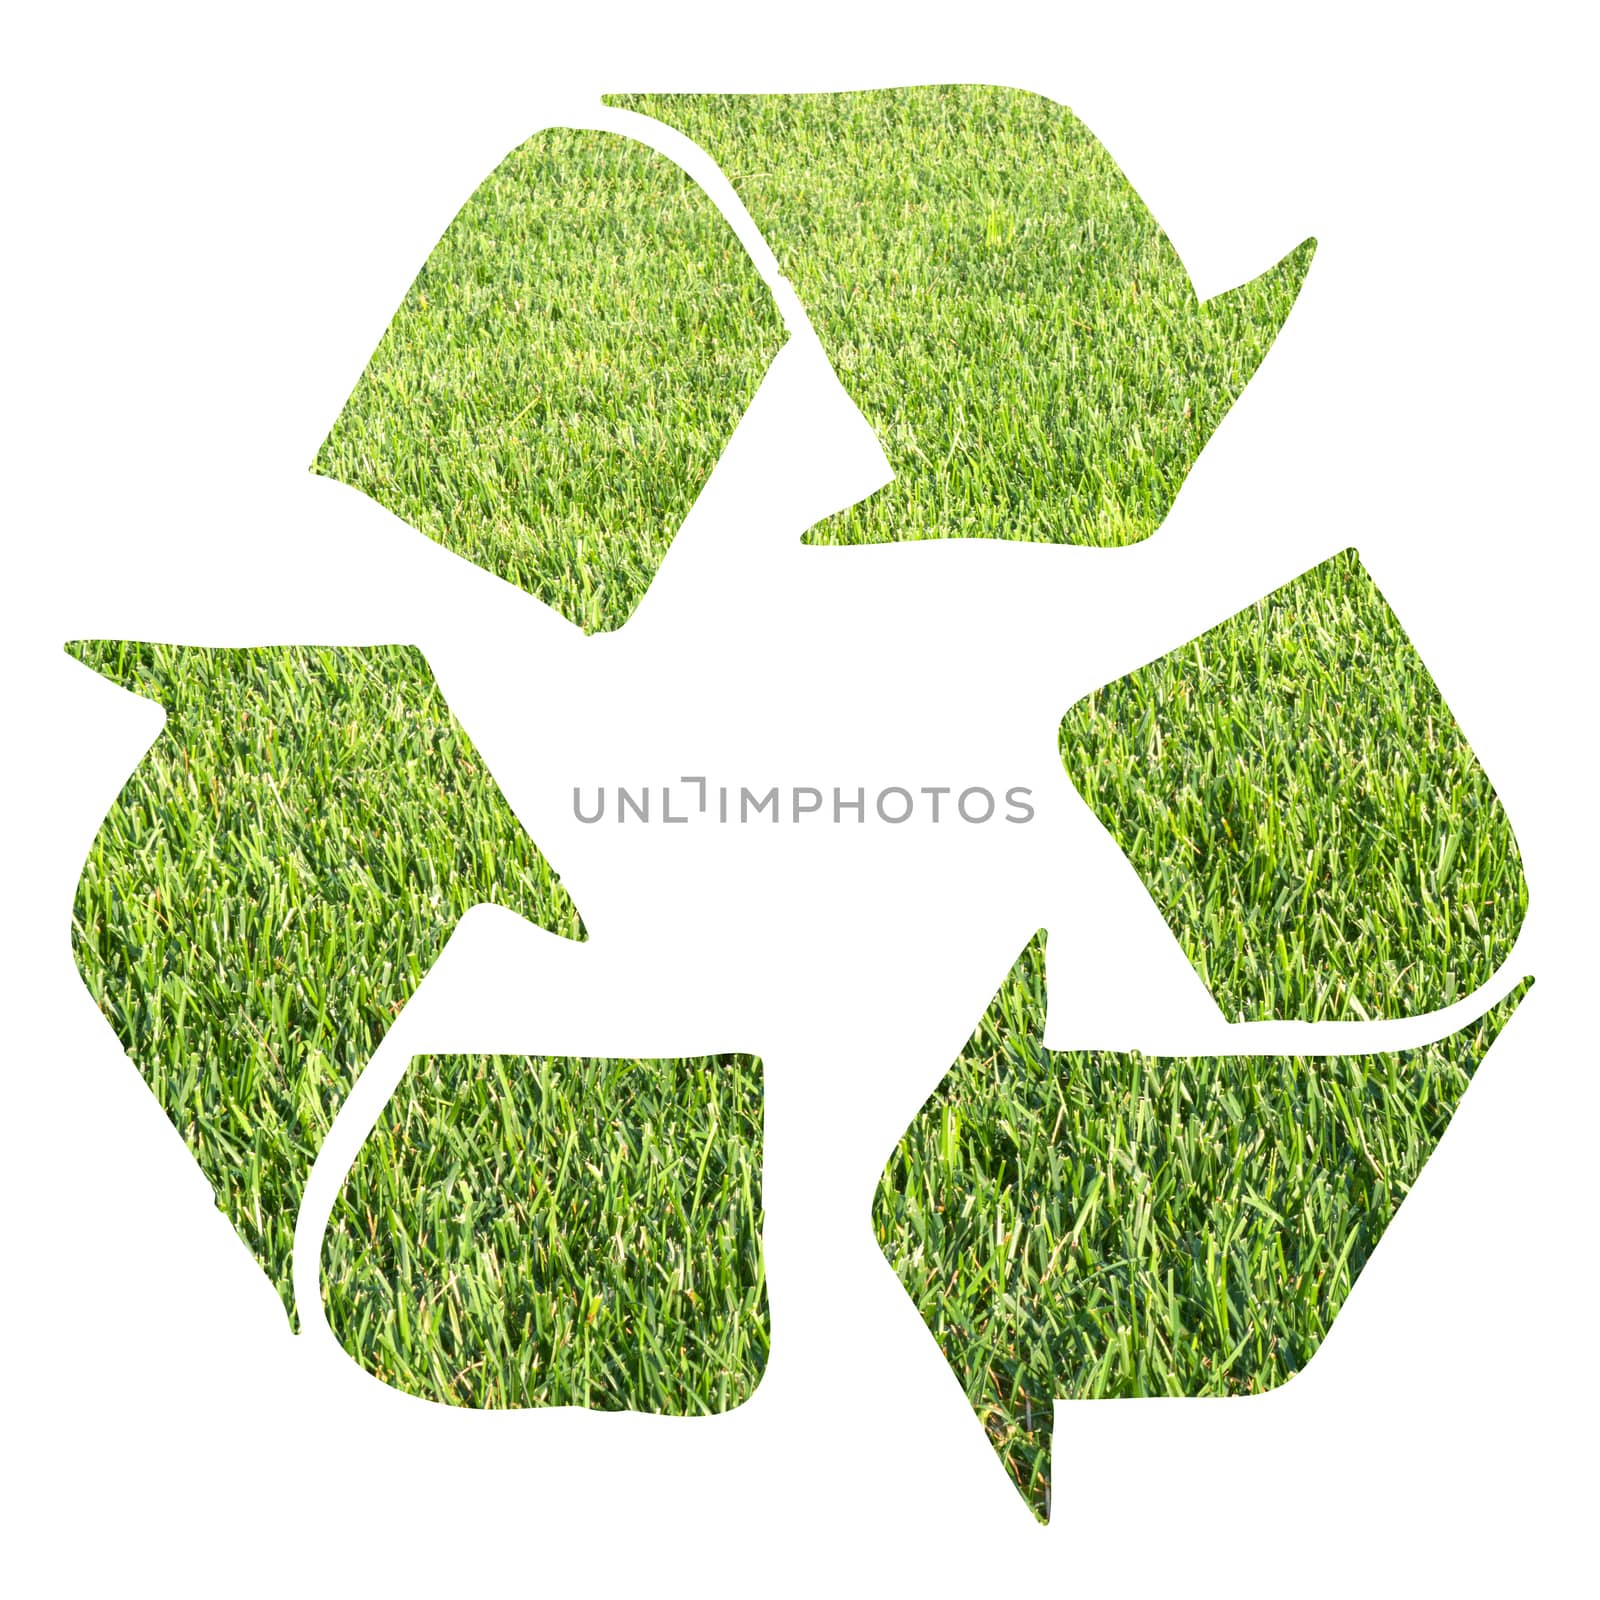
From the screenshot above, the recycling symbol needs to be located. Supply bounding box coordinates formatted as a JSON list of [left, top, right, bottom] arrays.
[[64, 85, 1531, 1526]]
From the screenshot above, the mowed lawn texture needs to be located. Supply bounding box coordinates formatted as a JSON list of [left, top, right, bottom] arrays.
[[314, 127, 786, 634], [1061, 550, 1528, 1021], [68, 642, 583, 1322], [323, 1052, 767, 1414], [612, 85, 1313, 546], [874, 929, 1530, 1521]]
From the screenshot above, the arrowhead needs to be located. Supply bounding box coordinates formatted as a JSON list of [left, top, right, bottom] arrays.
[[874, 928, 1058, 1522]]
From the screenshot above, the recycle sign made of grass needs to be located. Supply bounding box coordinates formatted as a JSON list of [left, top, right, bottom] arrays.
[[66, 86, 1530, 1521]]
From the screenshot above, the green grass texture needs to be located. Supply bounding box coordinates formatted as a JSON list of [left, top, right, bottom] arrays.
[[313, 127, 786, 633], [874, 929, 1531, 1522], [68, 642, 584, 1324], [610, 85, 1312, 547], [1060, 550, 1527, 1021], [323, 1053, 766, 1414]]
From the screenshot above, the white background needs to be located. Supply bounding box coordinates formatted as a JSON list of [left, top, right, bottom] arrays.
[[2, 3, 1595, 1593]]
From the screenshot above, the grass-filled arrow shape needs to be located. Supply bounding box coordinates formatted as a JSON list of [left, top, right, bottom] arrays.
[[68, 641, 584, 1324], [610, 84, 1313, 547], [873, 928, 1530, 1521]]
